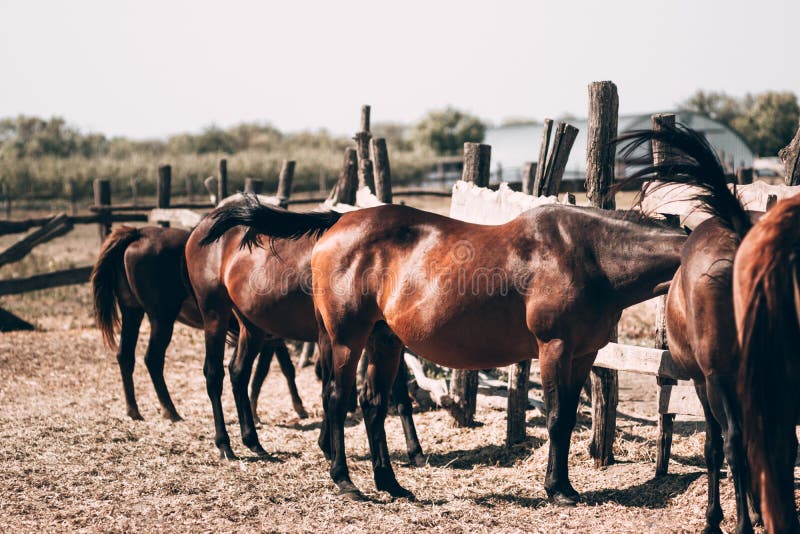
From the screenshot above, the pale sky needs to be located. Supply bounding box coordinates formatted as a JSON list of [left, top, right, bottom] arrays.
[[2, 0, 798, 139]]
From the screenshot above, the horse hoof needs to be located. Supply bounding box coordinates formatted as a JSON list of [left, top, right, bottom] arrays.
[[128, 411, 144, 421], [700, 527, 722, 534], [249, 444, 269, 458], [385, 485, 415, 501], [409, 453, 427, 468], [547, 490, 580, 507], [294, 406, 309, 419], [338, 485, 365, 501], [218, 446, 238, 461], [163, 411, 183, 423]]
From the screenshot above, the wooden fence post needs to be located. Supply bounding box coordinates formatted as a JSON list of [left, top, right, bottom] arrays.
[[354, 105, 376, 193], [277, 160, 296, 208], [521, 162, 536, 195], [779, 120, 800, 186], [2, 181, 11, 219], [244, 178, 264, 195], [157, 164, 172, 228], [186, 174, 194, 201], [540, 122, 579, 197], [736, 167, 754, 185], [649, 112, 678, 476], [218, 158, 228, 202], [371, 138, 393, 203], [130, 177, 139, 206], [586, 80, 619, 467], [334, 148, 358, 205], [533, 119, 554, 196], [67, 179, 78, 215], [93, 179, 111, 242], [449, 141, 491, 427]]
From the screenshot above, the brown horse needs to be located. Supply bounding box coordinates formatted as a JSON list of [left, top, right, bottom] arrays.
[[735, 193, 800, 533], [202, 194, 687, 502], [91, 225, 307, 423], [187, 210, 424, 464], [616, 125, 761, 533]]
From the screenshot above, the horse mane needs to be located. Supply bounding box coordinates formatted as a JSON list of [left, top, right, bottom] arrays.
[[612, 123, 751, 238], [737, 194, 800, 531]]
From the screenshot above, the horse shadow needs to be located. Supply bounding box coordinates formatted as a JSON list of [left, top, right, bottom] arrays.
[[421, 438, 547, 469], [472, 471, 703, 510]]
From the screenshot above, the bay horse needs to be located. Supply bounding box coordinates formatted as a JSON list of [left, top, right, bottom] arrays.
[[91, 225, 307, 423], [202, 193, 687, 502], [735, 193, 800, 533], [187, 209, 424, 464], [615, 125, 761, 533]]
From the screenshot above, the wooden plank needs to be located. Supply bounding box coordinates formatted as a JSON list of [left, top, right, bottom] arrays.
[[157, 164, 171, 228], [506, 359, 531, 446], [371, 138, 393, 203], [93, 179, 111, 242], [218, 159, 228, 202], [333, 148, 358, 205], [0, 266, 92, 296], [541, 122, 579, 196], [0, 213, 73, 267], [592, 342, 687, 380], [277, 160, 296, 207], [461, 143, 492, 187], [354, 105, 376, 193], [521, 162, 536, 196]]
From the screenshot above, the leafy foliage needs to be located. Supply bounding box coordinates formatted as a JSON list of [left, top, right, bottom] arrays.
[[411, 107, 486, 155], [679, 90, 800, 156]]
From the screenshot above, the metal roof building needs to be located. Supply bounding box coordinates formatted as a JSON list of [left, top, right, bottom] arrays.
[[484, 111, 754, 182]]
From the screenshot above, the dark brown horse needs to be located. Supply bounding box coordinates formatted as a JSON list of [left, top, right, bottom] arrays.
[[203, 194, 687, 502], [735, 193, 800, 534], [187, 211, 424, 464], [91, 225, 307, 423], [616, 125, 761, 533]]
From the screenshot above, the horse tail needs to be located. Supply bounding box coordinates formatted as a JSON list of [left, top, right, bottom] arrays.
[[91, 226, 141, 350], [736, 196, 800, 532], [199, 195, 342, 250], [614, 122, 751, 238]]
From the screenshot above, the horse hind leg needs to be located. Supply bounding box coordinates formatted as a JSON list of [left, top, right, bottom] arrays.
[[387, 342, 424, 467], [144, 315, 182, 422], [695, 383, 725, 533], [361, 325, 414, 498], [705, 375, 756, 534], [117, 306, 144, 420], [203, 310, 236, 460], [249, 343, 275, 426], [273, 340, 308, 419], [229, 325, 268, 457]]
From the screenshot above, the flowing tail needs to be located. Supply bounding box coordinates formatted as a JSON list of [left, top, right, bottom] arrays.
[[736, 195, 800, 533], [200, 195, 342, 250], [91, 226, 141, 349], [614, 122, 751, 238]]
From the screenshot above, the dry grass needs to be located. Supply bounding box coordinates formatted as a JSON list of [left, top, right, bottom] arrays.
[[0, 200, 788, 533]]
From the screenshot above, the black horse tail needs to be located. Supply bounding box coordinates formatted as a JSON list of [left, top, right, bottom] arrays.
[[199, 195, 342, 250], [91, 226, 141, 349], [614, 122, 751, 238], [736, 196, 800, 533]]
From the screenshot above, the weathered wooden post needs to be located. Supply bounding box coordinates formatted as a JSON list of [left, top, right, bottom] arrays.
[[533, 119, 554, 196], [157, 164, 172, 228], [244, 177, 264, 195], [93, 179, 111, 242], [2, 181, 11, 219], [218, 158, 228, 202], [521, 162, 536, 195], [779, 120, 800, 186], [449, 142, 491, 427], [185, 174, 194, 201], [736, 167, 754, 185], [540, 122, 579, 196], [277, 160, 296, 208], [586, 80, 619, 467], [130, 177, 139, 206], [354, 105, 376, 193], [651, 112, 677, 476], [67, 179, 78, 215], [371, 138, 393, 203], [334, 148, 358, 205]]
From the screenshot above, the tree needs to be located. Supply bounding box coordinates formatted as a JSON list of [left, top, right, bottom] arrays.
[[412, 107, 486, 155], [679, 90, 800, 156]]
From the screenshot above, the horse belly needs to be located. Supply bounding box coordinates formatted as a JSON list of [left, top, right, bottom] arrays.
[[388, 305, 537, 370]]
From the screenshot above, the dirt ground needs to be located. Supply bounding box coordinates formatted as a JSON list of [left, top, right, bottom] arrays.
[[0, 202, 784, 533]]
